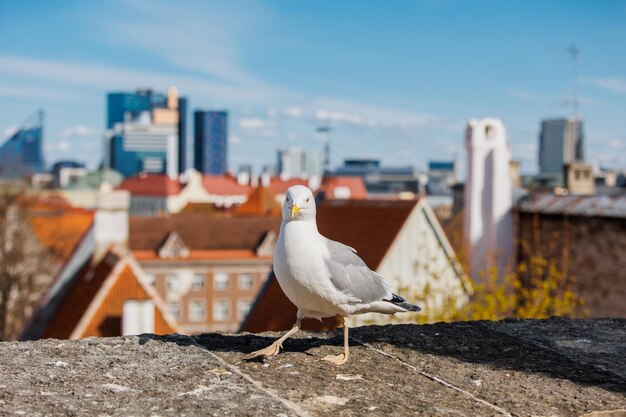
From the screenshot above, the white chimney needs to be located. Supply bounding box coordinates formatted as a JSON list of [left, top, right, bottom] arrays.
[[261, 173, 271, 187], [237, 171, 250, 186], [463, 118, 513, 280], [94, 189, 130, 260]]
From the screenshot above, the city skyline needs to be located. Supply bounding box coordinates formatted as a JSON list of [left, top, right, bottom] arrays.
[[1, 0, 625, 175]]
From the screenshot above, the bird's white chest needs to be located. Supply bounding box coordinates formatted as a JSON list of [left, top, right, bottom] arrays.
[[273, 221, 336, 313]]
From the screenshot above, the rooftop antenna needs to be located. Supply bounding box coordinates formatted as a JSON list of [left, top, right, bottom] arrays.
[[317, 124, 332, 175], [567, 44, 579, 119]]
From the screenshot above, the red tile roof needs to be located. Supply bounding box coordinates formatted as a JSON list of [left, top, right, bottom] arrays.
[[240, 199, 419, 333], [202, 175, 252, 195], [117, 174, 183, 197], [317, 176, 368, 199]]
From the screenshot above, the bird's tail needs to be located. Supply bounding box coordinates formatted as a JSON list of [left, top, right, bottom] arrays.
[[387, 293, 421, 312]]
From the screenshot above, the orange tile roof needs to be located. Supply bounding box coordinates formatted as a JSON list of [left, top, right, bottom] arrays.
[[28, 204, 94, 261], [317, 176, 368, 199], [117, 173, 183, 197], [240, 199, 419, 333], [235, 186, 281, 217], [133, 249, 262, 261], [202, 175, 252, 195], [268, 178, 309, 195]]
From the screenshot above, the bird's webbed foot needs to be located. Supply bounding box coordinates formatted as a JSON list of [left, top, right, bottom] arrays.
[[250, 341, 283, 358], [322, 353, 348, 365]]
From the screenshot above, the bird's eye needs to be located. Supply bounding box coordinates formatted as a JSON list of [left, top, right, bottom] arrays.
[[286, 197, 290, 202], [306, 197, 310, 203]]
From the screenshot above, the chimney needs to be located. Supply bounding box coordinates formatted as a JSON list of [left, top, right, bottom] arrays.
[[261, 173, 271, 187], [563, 162, 595, 196], [94, 188, 130, 261], [237, 171, 250, 186]]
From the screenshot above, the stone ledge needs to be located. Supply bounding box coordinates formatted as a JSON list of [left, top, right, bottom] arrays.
[[1, 317, 625, 416]]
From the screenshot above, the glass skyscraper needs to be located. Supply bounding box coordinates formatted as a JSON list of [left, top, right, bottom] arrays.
[[194, 111, 228, 175], [539, 118, 584, 174], [106, 88, 187, 175], [0, 110, 45, 179]]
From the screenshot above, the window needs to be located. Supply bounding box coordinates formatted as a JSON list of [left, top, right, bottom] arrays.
[[122, 300, 154, 336], [237, 299, 252, 320], [214, 272, 229, 290], [166, 274, 180, 292], [213, 300, 230, 321], [144, 273, 156, 286], [189, 300, 206, 322], [238, 273, 253, 290], [167, 301, 180, 321], [192, 273, 205, 291]]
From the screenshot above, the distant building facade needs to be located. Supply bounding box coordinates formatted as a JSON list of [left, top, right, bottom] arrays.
[[276, 147, 323, 180], [427, 161, 456, 196], [539, 118, 584, 174], [106, 87, 187, 176], [107, 112, 179, 178], [517, 192, 626, 318], [334, 159, 426, 196], [194, 111, 228, 175], [0, 110, 45, 179]]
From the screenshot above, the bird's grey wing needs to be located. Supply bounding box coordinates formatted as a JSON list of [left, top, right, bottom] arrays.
[[324, 238, 392, 303]]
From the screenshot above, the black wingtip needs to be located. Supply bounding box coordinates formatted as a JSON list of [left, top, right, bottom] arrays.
[[387, 293, 422, 312]]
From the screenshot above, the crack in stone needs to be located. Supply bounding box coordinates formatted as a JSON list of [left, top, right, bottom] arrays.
[[350, 336, 513, 417], [186, 335, 311, 417]]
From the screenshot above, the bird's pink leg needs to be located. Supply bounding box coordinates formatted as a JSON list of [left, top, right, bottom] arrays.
[[250, 316, 302, 358], [322, 316, 349, 365]]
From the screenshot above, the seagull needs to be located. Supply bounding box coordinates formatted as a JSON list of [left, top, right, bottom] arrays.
[[250, 185, 421, 365]]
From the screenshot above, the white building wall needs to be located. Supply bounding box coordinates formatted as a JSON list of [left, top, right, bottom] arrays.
[[463, 118, 513, 280]]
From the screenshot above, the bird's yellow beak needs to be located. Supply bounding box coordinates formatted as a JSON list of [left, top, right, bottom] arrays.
[[291, 203, 301, 218]]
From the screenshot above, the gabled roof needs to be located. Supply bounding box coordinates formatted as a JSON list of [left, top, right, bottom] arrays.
[[201, 175, 252, 195], [317, 176, 368, 200], [235, 186, 281, 217], [316, 199, 418, 269], [129, 214, 281, 252], [117, 174, 182, 197], [240, 199, 420, 333], [23, 247, 178, 340]]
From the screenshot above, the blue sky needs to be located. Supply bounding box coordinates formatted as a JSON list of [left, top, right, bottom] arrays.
[[1, 0, 625, 174]]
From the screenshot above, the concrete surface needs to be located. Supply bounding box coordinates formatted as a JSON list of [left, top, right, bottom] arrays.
[[0, 317, 624, 416]]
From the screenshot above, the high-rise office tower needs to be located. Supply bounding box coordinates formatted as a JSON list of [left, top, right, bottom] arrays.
[[106, 87, 187, 174], [0, 110, 45, 179], [538, 118, 584, 174], [194, 111, 228, 175], [107, 111, 178, 178]]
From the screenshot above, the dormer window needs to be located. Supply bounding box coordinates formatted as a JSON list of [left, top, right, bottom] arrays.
[[158, 232, 190, 259]]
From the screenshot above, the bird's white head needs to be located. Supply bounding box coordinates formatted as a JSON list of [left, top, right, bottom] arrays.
[[283, 185, 316, 222]]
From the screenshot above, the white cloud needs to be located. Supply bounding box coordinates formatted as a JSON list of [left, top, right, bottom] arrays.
[[3, 125, 18, 139], [0, 84, 83, 101], [229, 135, 241, 144], [239, 118, 269, 129], [586, 77, 626, 94], [58, 140, 70, 151], [284, 106, 302, 119], [61, 125, 98, 139]]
